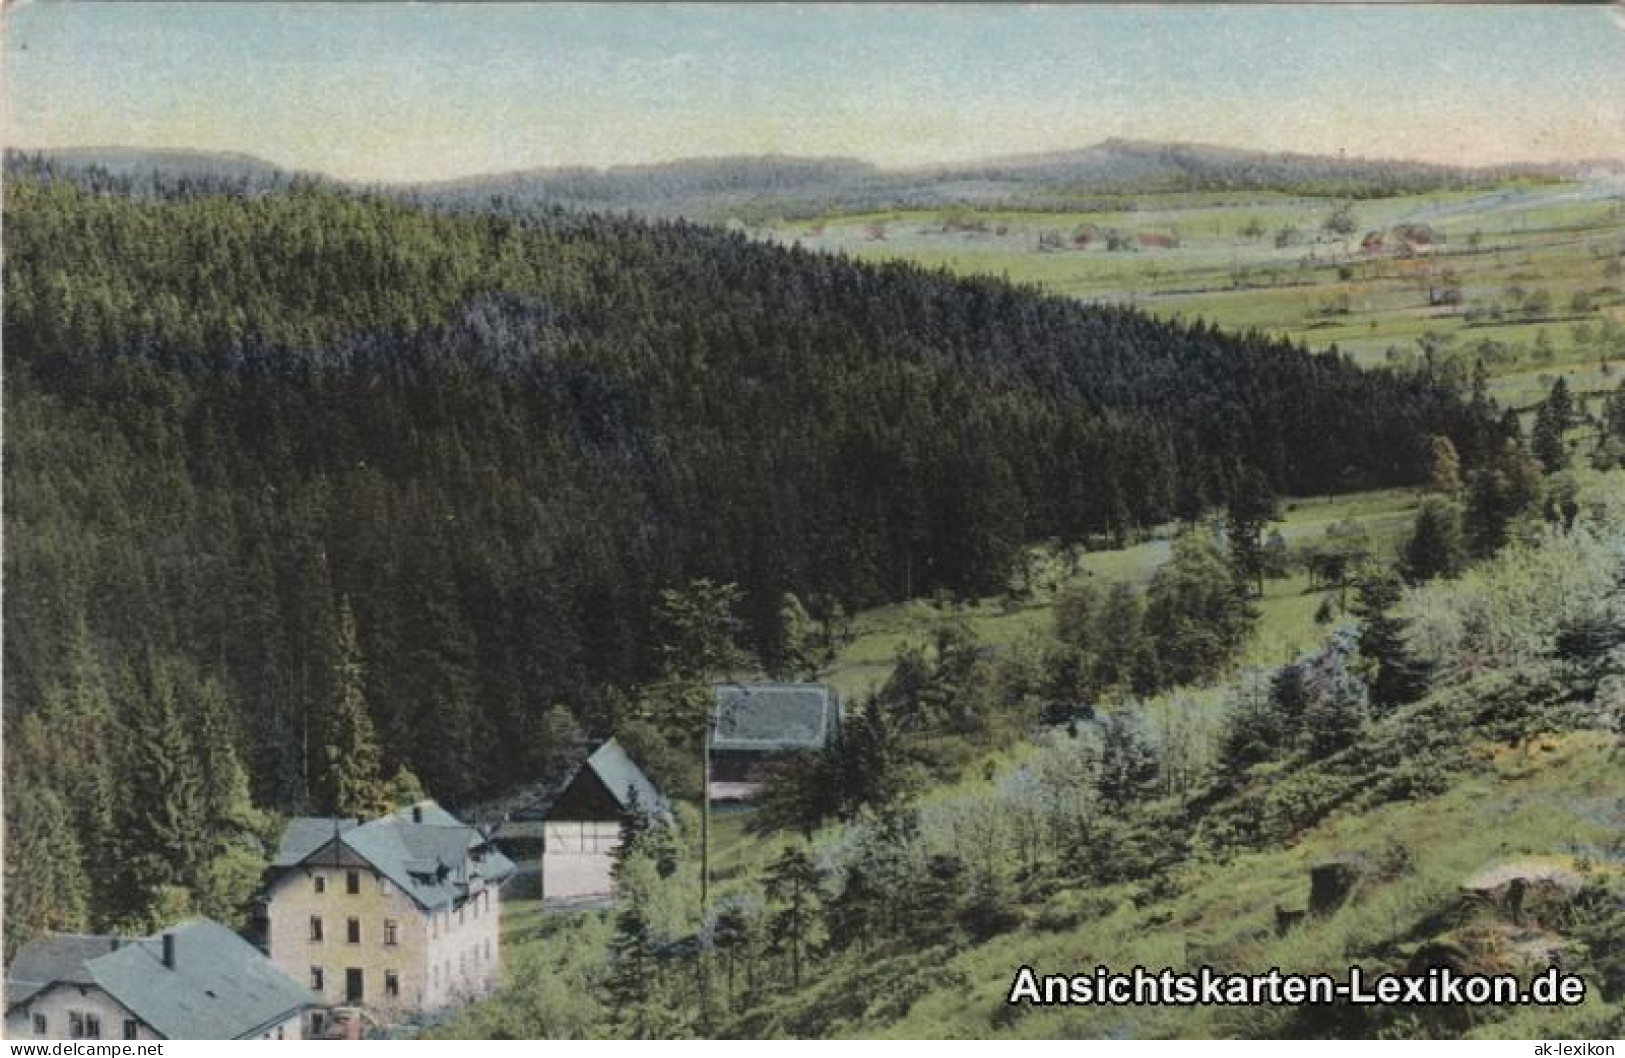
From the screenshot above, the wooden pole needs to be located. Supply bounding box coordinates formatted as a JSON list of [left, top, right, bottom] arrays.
[[701, 715, 711, 921]]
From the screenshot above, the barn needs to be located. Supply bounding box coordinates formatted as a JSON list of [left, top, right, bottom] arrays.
[[709, 682, 841, 801], [509, 739, 670, 905]]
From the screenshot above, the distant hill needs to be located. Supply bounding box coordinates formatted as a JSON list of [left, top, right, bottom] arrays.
[[405, 138, 1606, 221], [13, 140, 1613, 222], [14, 146, 295, 182]]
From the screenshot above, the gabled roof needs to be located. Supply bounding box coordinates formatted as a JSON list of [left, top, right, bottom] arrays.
[[509, 738, 670, 823], [5, 933, 117, 1009], [7, 920, 315, 1040], [711, 682, 839, 753], [270, 800, 515, 912]]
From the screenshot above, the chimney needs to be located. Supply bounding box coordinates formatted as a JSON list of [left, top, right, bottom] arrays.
[[161, 933, 175, 970], [412, 804, 422, 824]]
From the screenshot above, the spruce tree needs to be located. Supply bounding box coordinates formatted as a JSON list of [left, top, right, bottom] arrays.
[[762, 845, 822, 988], [1301, 647, 1369, 759], [1350, 571, 1430, 711], [322, 597, 386, 818], [1094, 711, 1160, 810], [3, 780, 91, 956], [1403, 497, 1465, 583], [119, 656, 209, 916]]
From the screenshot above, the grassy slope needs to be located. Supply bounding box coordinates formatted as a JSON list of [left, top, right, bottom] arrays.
[[824, 487, 1420, 701], [766, 181, 1625, 412], [752, 729, 1621, 1039]]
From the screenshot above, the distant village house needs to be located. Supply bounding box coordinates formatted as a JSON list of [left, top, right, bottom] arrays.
[[5, 919, 315, 1041]]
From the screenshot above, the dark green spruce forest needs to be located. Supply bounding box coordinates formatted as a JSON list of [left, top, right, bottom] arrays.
[[2, 157, 1496, 947]]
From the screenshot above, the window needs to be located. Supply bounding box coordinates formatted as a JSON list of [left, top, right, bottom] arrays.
[[346, 870, 361, 895], [309, 915, 323, 942], [485, 938, 492, 962], [124, 1020, 139, 1041], [379, 877, 393, 896], [84, 1014, 102, 1039], [345, 968, 364, 1004], [310, 966, 324, 993], [384, 919, 399, 946], [313, 875, 326, 895], [69, 1012, 84, 1039], [385, 971, 400, 999], [32, 1013, 46, 1035], [346, 917, 361, 944]]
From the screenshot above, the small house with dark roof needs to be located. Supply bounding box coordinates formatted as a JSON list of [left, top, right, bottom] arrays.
[[263, 800, 515, 1026], [710, 682, 841, 801], [507, 738, 670, 905], [4, 919, 315, 1040]]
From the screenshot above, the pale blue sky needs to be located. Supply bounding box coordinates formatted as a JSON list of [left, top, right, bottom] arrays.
[[4, 3, 1622, 182]]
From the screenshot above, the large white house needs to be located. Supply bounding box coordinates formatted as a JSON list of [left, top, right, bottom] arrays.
[[263, 800, 515, 1029]]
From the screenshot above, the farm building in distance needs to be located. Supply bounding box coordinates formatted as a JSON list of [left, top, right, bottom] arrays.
[[709, 682, 841, 801], [4, 919, 315, 1041], [507, 739, 671, 906]]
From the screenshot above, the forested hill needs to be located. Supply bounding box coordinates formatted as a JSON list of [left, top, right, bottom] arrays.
[[11, 142, 1602, 224], [3, 166, 1490, 823]]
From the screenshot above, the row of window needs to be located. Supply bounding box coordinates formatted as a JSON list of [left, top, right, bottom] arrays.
[[309, 967, 401, 1002], [44, 1011, 139, 1040], [304, 940, 496, 1007], [312, 869, 393, 897], [309, 915, 400, 945]]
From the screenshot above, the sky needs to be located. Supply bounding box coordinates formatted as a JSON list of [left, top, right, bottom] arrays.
[[4, 3, 1623, 183]]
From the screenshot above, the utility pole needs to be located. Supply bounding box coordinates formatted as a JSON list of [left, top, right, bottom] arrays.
[[700, 711, 711, 922]]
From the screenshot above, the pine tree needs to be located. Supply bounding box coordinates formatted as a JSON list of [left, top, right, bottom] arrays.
[[1218, 675, 1279, 777], [118, 656, 209, 917], [1225, 469, 1280, 598], [1094, 711, 1160, 810], [322, 597, 386, 818], [1301, 655, 1368, 759], [606, 903, 658, 1035], [21, 621, 119, 909], [1403, 497, 1465, 583], [762, 845, 822, 988], [1350, 571, 1430, 711], [1532, 386, 1571, 472], [3, 780, 91, 956], [711, 903, 755, 1011]]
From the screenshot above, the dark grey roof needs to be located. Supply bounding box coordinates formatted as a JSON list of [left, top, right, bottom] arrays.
[[7, 921, 315, 1040], [5, 934, 118, 1009], [271, 801, 516, 912], [509, 738, 669, 823], [711, 682, 839, 752], [269, 816, 359, 868]]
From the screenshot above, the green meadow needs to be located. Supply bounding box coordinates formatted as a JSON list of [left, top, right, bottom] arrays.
[[767, 179, 1625, 413]]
